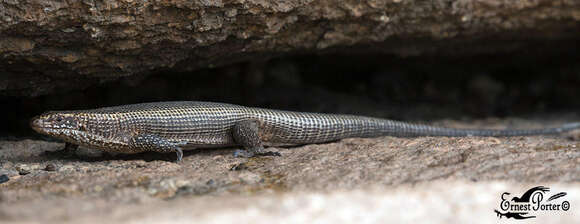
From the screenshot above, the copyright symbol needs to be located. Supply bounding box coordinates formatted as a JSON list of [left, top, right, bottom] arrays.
[[562, 201, 570, 211]]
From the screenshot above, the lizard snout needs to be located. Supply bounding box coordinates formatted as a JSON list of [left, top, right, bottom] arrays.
[[30, 116, 48, 134]]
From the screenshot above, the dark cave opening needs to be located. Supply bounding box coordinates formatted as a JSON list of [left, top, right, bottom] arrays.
[[1, 51, 579, 138]]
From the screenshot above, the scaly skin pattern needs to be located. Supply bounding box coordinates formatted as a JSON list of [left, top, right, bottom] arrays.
[[30, 101, 580, 161]]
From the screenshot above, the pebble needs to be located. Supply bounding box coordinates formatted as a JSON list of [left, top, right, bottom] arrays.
[[15, 164, 42, 175], [0, 174, 9, 184], [16, 165, 31, 175], [45, 164, 57, 171], [59, 165, 76, 172]]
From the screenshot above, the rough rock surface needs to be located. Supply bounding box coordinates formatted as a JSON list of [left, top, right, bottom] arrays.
[[1, 118, 579, 223], [1, 0, 580, 222], [1, 0, 580, 96]]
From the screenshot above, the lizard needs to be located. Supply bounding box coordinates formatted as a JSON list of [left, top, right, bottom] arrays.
[[30, 101, 580, 162]]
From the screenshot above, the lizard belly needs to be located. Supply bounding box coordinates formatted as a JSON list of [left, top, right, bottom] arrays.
[[171, 132, 237, 149]]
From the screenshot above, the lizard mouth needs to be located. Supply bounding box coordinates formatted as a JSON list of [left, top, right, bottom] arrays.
[[30, 117, 62, 134]]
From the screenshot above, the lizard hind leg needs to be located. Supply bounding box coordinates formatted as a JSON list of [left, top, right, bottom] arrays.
[[129, 134, 184, 162], [232, 120, 281, 158]]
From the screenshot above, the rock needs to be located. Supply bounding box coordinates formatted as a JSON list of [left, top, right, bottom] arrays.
[[16, 165, 31, 175], [0, 174, 9, 184], [1, 0, 579, 96], [58, 165, 76, 172], [44, 164, 57, 172], [2, 133, 580, 222]]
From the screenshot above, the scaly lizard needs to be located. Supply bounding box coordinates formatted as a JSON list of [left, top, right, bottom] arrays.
[[30, 101, 580, 161]]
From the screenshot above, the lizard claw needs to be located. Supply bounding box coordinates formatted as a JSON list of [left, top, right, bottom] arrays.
[[175, 147, 183, 162]]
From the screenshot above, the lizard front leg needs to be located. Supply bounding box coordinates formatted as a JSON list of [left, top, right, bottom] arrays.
[[129, 134, 184, 162], [232, 120, 281, 157], [62, 142, 79, 157]]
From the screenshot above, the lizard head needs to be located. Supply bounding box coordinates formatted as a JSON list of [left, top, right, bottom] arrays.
[[31, 111, 128, 151], [30, 111, 86, 142]]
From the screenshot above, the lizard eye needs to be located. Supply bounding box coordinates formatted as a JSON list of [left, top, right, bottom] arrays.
[[55, 117, 63, 122]]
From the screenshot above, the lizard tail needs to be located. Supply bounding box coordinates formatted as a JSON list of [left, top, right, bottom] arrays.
[[382, 121, 580, 137]]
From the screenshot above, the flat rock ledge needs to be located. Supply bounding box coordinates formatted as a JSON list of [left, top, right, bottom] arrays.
[[1, 121, 580, 222]]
